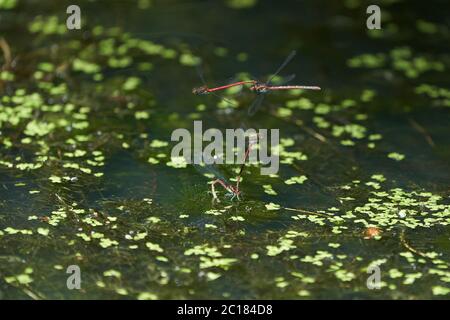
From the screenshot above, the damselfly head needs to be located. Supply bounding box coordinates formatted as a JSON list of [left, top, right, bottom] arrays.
[[192, 85, 209, 95], [250, 83, 268, 93]]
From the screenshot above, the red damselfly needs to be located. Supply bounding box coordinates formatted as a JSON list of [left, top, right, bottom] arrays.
[[192, 51, 321, 114], [192, 80, 256, 95], [194, 153, 241, 202], [247, 50, 321, 116], [193, 63, 253, 106], [193, 133, 258, 202]]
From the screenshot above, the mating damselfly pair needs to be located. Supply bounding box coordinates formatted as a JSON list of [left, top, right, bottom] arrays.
[[193, 50, 321, 116], [193, 131, 259, 202]]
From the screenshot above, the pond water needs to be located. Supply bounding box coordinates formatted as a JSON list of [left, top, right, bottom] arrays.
[[0, 0, 449, 299]]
